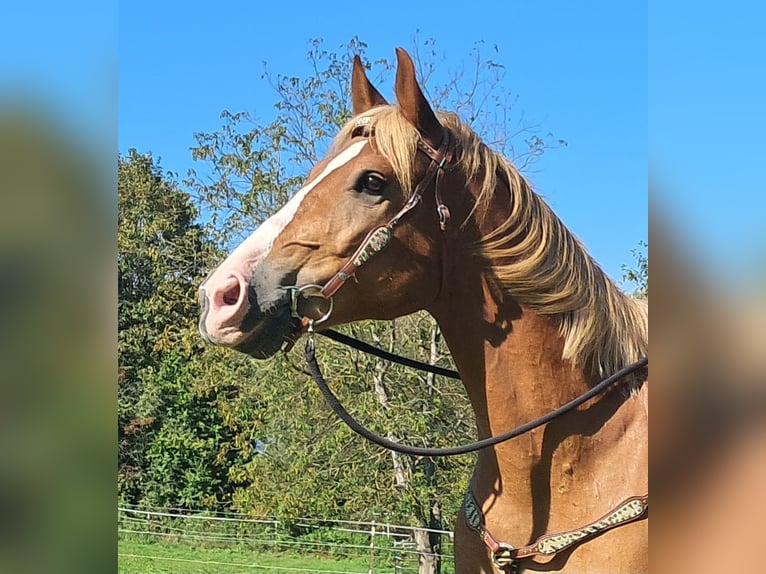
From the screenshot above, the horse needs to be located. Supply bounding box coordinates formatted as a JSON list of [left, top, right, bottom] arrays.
[[198, 48, 648, 573]]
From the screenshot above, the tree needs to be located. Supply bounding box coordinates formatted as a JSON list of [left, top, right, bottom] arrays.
[[184, 37, 562, 572], [118, 150, 231, 508], [185, 36, 563, 252], [118, 149, 213, 373], [623, 240, 648, 299]]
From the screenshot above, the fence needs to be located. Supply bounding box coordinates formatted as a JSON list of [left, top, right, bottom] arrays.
[[118, 505, 456, 574]]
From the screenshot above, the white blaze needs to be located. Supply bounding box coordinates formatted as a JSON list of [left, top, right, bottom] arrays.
[[221, 140, 368, 272]]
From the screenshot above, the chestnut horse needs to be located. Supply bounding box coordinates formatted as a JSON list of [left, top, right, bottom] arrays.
[[199, 48, 648, 573]]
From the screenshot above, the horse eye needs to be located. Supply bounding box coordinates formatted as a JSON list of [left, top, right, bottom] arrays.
[[358, 172, 385, 195]]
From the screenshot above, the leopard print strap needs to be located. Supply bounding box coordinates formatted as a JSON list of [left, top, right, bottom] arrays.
[[515, 495, 648, 559], [464, 486, 648, 571]]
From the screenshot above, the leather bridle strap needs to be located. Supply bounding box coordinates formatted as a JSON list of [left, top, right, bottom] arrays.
[[318, 130, 452, 300], [464, 486, 649, 572], [319, 328, 460, 379], [416, 137, 452, 231]]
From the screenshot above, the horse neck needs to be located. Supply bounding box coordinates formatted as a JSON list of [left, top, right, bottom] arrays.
[[430, 272, 588, 457], [427, 170, 601, 464], [425, 161, 647, 567], [428, 259, 647, 512]]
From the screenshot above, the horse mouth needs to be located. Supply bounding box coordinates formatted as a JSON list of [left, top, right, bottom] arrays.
[[199, 290, 302, 359], [233, 308, 302, 359]]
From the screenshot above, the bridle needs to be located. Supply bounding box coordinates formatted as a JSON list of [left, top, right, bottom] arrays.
[[287, 116, 453, 326], [285, 119, 648, 572]]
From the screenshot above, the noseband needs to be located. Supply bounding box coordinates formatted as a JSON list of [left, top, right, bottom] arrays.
[[288, 119, 453, 327]]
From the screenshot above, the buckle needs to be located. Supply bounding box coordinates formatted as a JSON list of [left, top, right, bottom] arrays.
[[436, 203, 451, 231]]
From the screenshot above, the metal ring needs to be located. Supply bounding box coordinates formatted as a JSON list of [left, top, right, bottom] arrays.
[[289, 284, 334, 325], [492, 543, 516, 569]]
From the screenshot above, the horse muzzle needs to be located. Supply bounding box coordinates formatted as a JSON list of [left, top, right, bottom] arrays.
[[198, 266, 298, 359]]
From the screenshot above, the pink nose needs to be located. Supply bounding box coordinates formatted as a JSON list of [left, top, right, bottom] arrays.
[[200, 272, 250, 343]]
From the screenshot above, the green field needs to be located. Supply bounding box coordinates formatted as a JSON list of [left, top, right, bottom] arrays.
[[119, 537, 382, 574]]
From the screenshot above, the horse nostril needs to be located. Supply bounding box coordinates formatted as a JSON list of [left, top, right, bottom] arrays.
[[213, 275, 244, 308], [199, 272, 251, 341], [222, 281, 240, 306]]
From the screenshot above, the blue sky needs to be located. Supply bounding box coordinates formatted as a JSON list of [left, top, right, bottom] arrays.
[[119, 1, 647, 288]]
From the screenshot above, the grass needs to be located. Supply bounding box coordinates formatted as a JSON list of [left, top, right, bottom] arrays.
[[118, 536, 381, 574]]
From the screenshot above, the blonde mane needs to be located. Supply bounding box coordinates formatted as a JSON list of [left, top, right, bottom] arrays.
[[332, 107, 647, 376]]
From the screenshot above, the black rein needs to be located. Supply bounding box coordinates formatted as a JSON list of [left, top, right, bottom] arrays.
[[320, 328, 460, 379], [305, 331, 648, 457]]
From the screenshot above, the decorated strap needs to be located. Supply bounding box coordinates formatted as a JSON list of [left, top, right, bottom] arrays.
[[320, 225, 393, 299], [464, 487, 648, 571], [515, 495, 648, 559]]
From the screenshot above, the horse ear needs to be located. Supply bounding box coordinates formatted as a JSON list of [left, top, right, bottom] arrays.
[[394, 47, 443, 149], [351, 55, 388, 115]]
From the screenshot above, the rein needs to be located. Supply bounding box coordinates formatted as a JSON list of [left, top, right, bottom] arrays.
[[304, 333, 648, 457], [304, 331, 648, 571], [320, 328, 460, 379]]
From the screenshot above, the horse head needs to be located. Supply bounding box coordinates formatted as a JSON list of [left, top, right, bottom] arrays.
[[199, 48, 455, 358]]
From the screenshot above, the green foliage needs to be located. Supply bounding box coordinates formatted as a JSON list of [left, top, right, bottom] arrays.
[[139, 353, 235, 509], [219, 317, 474, 527], [622, 240, 648, 299], [118, 149, 213, 371], [118, 150, 231, 509]]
